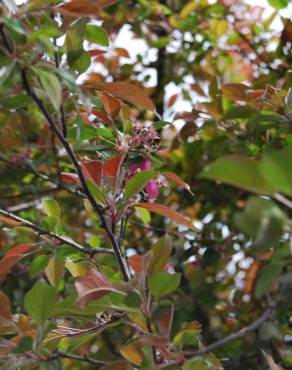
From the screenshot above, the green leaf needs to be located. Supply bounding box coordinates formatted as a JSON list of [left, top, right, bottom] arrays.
[[201, 156, 275, 195], [42, 198, 61, 219], [255, 262, 282, 298], [148, 235, 172, 276], [125, 170, 156, 198], [135, 206, 151, 224], [0, 17, 26, 35], [149, 272, 181, 299], [29, 255, 50, 278], [85, 25, 109, 46], [182, 358, 213, 370], [223, 105, 258, 120], [67, 49, 91, 73], [268, 0, 288, 9], [234, 196, 288, 249], [4, 95, 33, 109], [24, 281, 56, 326], [260, 148, 292, 196], [39, 70, 62, 111], [13, 337, 33, 354]]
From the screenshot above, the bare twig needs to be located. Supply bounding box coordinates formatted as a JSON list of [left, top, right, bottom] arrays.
[[0, 207, 113, 255]]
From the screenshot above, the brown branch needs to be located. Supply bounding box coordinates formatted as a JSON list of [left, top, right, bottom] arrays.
[[0, 153, 85, 198], [49, 350, 106, 366], [166, 303, 276, 368], [0, 207, 114, 255], [0, 25, 129, 281]]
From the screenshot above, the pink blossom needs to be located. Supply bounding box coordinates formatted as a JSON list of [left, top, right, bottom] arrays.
[[145, 180, 159, 199], [129, 158, 151, 174]]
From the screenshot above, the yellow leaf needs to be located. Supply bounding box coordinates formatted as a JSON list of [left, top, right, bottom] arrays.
[[120, 341, 143, 366], [45, 256, 65, 287], [210, 19, 228, 37], [180, 1, 199, 18], [65, 259, 91, 277], [169, 15, 180, 28]]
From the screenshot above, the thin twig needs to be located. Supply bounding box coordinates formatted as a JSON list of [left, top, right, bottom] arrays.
[[0, 207, 114, 255], [1, 24, 129, 280], [274, 193, 292, 210]]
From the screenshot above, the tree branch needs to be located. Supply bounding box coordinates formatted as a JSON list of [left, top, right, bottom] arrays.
[[0, 26, 129, 281], [0, 207, 113, 255], [166, 302, 276, 368]]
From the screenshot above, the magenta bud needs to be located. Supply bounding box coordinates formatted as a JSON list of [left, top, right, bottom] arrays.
[[145, 180, 159, 198]]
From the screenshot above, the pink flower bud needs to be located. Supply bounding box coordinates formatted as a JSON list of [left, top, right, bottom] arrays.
[[145, 180, 159, 199], [140, 159, 151, 171]]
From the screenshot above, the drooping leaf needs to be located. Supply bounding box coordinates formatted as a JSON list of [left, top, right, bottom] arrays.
[[75, 270, 119, 307], [135, 206, 151, 224], [134, 203, 193, 229], [29, 255, 50, 278], [161, 172, 193, 194], [148, 235, 172, 276], [45, 256, 65, 287], [0, 290, 12, 320], [149, 271, 181, 299], [84, 82, 155, 111], [24, 281, 56, 326], [100, 93, 121, 118], [125, 170, 156, 198], [39, 70, 62, 111], [201, 156, 275, 195], [52, 0, 100, 16], [60, 172, 79, 183]]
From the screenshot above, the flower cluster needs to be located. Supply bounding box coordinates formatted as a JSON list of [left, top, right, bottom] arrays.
[[128, 158, 160, 199]]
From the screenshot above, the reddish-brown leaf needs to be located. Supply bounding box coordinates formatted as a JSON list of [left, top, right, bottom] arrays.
[[0, 291, 12, 320], [100, 93, 121, 118], [0, 216, 23, 226], [0, 243, 33, 279], [52, 0, 100, 16], [6, 243, 33, 257], [81, 159, 103, 187], [128, 255, 143, 273], [134, 203, 193, 229], [60, 172, 80, 184], [103, 154, 124, 177], [162, 172, 192, 193], [85, 82, 155, 111], [91, 109, 112, 125], [75, 270, 117, 307]]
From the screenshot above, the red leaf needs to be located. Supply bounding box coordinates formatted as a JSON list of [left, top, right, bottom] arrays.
[[100, 93, 121, 118], [0, 243, 33, 279], [6, 243, 33, 257], [103, 154, 124, 177], [52, 0, 100, 16], [128, 255, 143, 273], [162, 172, 193, 194], [85, 82, 155, 111], [91, 109, 112, 125], [60, 172, 80, 184], [133, 203, 193, 229], [81, 159, 103, 187], [75, 270, 117, 307]]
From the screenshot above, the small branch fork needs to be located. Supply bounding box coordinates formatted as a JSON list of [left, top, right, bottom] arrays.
[[0, 25, 129, 281], [0, 207, 113, 255]]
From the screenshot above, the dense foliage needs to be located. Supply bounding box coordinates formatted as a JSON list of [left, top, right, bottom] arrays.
[[0, 0, 291, 369]]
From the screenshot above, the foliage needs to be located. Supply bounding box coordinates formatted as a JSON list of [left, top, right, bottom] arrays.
[[0, 0, 291, 369]]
